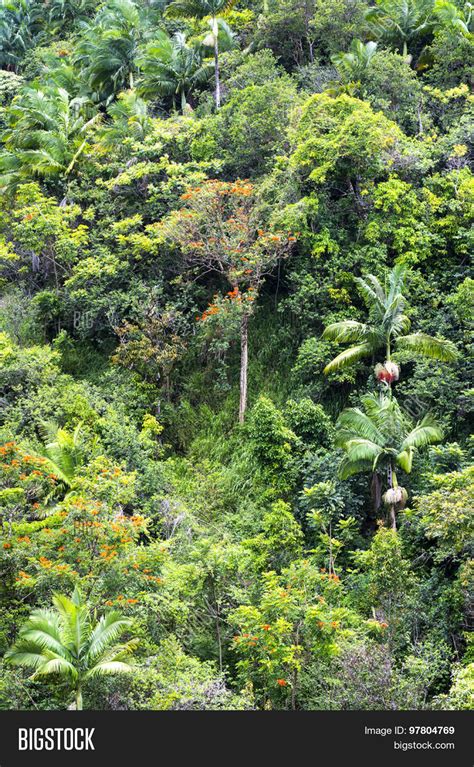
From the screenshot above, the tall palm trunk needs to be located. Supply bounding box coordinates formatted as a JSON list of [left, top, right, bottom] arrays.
[[212, 16, 221, 108], [76, 684, 83, 711], [239, 312, 249, 424], [387, 462, 397, 531]]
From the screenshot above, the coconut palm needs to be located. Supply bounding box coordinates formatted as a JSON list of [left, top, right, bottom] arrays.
[[332, 39, 378, 82], [0, 84, 100, 190], [365, 0, 438, 58], [336, 392, 443, 527], [322, 264, 458, 377], [164, 0, 237, 108], [137, 31, 212, 112], [5, 587, 137, 710]]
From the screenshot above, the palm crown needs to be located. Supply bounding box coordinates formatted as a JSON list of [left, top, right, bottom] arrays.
[[336, 392, 443, 526], [165, 0, 237, 19], [164, 0, 237, 108], [5, 587, 137, 710], [365, 0, 436, 57], [332, 39, 378, 82], [0, 84, 100, 190], [322, 264, 458, 375], [138, 31, 212, 112]]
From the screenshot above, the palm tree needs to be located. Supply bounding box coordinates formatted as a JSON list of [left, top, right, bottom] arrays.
[[74, 0, 147, 100], [332, 39, 378, 83], [164, 0, 237, 108], [100, 89, 152, 149], [137, 31, 212, 112], [365, 0, 436, 58], [47, 0, 96, 34], [37, 422, 86, 491], [5, 587, 137, 710], [0, 84, 100, 190], [322, 264, 457, 378], [336, 392, 443, 528], [0, 0, 44, 72]]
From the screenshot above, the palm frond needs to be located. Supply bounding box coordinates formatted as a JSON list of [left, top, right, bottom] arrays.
[[356, 274, 385, 312], [84, 660, 134, 679], [32, 656, 78, 680], [344, 438, 384, 464], [400, 414, 443, 450], [87, 613, 133, 662], [323, 342, 374, 374], [335, 407, 385, 446], [396, 447, 414, 472], [322, 320, 369, 343], [338, 455, 374, 479], [396, 333, 458, 361]]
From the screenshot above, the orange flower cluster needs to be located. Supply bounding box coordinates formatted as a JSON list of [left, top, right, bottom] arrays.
[[277, 679, 288, 687], [198, 303, 221, 322], [106, 597, 139, 607], [17, 571, 31, 581], [100, 544, 118, 562], [0, 441, 16, 454], [229, 181, 253, 197], [320, 571, 340, 582]]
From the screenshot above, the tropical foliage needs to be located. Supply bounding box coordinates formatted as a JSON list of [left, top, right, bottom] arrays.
[[0, 0, 471, 713], [5, 587, 137, 709]]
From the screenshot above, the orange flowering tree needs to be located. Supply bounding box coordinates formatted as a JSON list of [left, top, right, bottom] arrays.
[[0, 455, 147, 600], [162, 179, 295, 422], [0, 440, 60, 536], [230, 560, 379, 709]]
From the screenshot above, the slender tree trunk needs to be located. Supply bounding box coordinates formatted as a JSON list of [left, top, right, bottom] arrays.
[[213, 17, 221, 109], [215, 608, 223, 673], [328, 521, 334, 575], [239, 312, 249, 424], [291, 669, 297, 710], [386, 337, 393, 398], [387, 463, 397, 531], [371, 471, 382, 514], [76, 684, 83, 711], [291, 624, 301, 710], [389, 503, 397, 530], [181, 89, 187, 114]]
